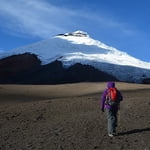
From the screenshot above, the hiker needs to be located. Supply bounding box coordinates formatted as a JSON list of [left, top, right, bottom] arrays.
[[101, 82, 123, 137]]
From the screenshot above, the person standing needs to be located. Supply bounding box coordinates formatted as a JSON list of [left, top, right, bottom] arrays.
[[101, 82, 123, 137]]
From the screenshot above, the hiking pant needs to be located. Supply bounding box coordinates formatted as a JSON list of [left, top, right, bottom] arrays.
[[106, 108, 118, 134]]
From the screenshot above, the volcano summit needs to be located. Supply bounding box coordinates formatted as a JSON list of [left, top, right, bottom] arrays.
[[0, 31, 150, 84]]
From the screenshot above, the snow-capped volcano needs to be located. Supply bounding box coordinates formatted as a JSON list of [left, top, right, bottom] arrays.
[[0, 30, 150, 83], [1, 30, 150, 68]]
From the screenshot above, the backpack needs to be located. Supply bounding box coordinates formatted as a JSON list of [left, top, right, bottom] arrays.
[[105, 88, 119, 106]]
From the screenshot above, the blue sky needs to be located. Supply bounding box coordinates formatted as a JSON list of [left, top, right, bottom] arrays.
[[0, 0, 150, 62]]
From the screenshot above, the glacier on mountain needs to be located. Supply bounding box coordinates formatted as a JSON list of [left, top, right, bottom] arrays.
[[0, 30, 150, 83]]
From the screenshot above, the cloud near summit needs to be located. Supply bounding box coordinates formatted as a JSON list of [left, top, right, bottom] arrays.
[[0, 0, 135, 39]]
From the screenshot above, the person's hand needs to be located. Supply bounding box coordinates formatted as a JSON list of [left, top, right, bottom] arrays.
[[101, 108, 104, 112]]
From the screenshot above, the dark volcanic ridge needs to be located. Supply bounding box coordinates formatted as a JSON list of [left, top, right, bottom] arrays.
[[0, 53, 118, 84], [0, 53, 150, 84]]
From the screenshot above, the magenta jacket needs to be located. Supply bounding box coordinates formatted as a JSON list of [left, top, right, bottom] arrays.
[[101, 82, 123, 110]]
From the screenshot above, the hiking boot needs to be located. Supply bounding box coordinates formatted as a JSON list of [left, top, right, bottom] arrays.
[[112, 132, 118, 136], [108, 134, 114, 137]]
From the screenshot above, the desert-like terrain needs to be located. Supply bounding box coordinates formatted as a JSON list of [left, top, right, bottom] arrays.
[[0, 82, 150, 150]]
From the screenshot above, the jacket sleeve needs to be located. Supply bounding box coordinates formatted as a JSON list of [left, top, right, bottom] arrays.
[[101, 89, 107, 109]]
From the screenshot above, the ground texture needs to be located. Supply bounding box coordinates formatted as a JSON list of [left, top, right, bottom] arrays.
[[0, 82, 150, 150]]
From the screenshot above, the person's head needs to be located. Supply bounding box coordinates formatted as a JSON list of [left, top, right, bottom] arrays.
[[107, 82, 115, 88]]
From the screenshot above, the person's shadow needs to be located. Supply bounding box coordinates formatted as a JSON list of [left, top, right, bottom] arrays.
[[118, 127, 150, 136]]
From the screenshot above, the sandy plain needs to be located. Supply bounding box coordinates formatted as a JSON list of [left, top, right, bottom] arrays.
[[0, 82, 150, 150]]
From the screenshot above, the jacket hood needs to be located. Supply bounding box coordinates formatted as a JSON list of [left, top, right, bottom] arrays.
[[107, 82, 115, 88]]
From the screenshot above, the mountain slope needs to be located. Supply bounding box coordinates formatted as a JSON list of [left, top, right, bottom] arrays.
[[0, 54, 117, 84], [0, 31, 150, 83]]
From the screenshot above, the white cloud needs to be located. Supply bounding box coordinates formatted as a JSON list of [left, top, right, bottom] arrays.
[[0, 0, 79, 38], [0, 0, 136, 39]]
